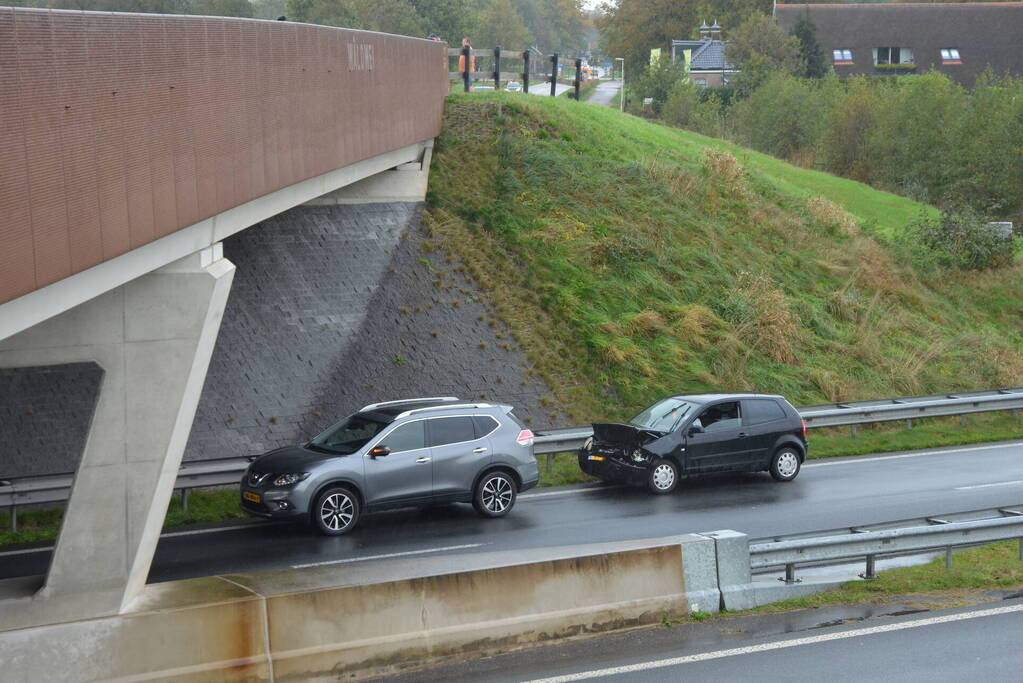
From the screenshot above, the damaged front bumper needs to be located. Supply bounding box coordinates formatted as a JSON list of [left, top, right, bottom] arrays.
[[578, 449, 650, 486]]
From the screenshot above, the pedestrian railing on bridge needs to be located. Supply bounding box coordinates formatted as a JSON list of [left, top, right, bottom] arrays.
[[447, 46, 590, 100]]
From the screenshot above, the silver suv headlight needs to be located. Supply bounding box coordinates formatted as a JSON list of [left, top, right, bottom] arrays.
[[273, 473, 310, 487]]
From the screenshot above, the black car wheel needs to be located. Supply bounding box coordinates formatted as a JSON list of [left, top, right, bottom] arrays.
[[646, 458, 679, 495], [770, 447, 802, 482], [473, 471, 517, 517], [313, 486, 360, 535]]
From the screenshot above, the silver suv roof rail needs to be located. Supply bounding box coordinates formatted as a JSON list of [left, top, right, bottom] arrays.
[[396, 403, 493, 419], [360, 397, 459, 412]]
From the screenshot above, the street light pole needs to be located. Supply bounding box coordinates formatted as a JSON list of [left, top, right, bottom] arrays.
[[615, 57, 625, 112]]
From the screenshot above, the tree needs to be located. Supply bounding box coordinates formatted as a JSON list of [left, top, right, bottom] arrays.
[[792, 11, 828, 79], [410, 0, 478, 44], [724, 13, 799, 97], [194, 0, 254, 17], [286, 0, 426, 37], [252, 0, 287, 20], [633, 54, 687, 114], [598, 0, 701, 79], [477, 0, 530, 50]]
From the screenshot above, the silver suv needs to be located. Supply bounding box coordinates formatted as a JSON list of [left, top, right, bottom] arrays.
[[240, 397, 538, 535]]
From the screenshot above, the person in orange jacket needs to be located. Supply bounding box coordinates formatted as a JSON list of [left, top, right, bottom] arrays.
[[457, 37, 475, 89]]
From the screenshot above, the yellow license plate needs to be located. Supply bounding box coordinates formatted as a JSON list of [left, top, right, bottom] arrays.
[[243, 491, 261, 503]]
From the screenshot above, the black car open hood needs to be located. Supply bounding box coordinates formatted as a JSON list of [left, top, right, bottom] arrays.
[[591, 423, 665, 447]]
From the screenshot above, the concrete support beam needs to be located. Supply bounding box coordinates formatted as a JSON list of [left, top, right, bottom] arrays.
[[0, 246, 234, 630], [702, 529, 756, 611], [306, 140, 433, 205]]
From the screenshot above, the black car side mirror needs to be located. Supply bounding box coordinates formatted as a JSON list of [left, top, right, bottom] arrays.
[[369, 446, 391, 458], [688, 424, 705, 436]]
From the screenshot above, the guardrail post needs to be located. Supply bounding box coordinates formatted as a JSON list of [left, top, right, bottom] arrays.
[[462, 45, 471, 93], [181, 488, 189, 512], [783, 563, 798, 584], [960, 414, 968, 427], [573, 58, 581, 100], [1019, 537, 1022, 562], [10, 505, 16, 534], [860, 554, 877, 580], [945, 546, 953, 569], [493, 46, 501, 90], [550, 53, 558, 97], [905, 419, 913, 430], [850, 424, 858, 437], [546, 453, 553, 473], [522, 50, 530, 93]]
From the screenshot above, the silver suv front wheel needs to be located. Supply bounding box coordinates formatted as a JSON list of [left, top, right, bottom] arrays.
[[313, 486, 361, 535]]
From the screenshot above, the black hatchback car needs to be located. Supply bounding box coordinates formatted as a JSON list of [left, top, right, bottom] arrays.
[[578, 394, 807, 494]]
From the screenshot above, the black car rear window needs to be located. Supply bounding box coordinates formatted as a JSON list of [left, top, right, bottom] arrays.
[[745, 399, 786, 425]]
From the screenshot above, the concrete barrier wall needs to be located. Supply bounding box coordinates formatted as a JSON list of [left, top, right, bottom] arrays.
[[0, 537, 718, 682]]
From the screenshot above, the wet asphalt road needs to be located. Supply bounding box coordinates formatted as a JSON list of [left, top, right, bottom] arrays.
[[373, 598, 1023, 683], [1, 440, 1021, 584]]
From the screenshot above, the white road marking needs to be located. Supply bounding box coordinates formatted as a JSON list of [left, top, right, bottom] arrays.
[[524, 602, 1023, 683], [954, 479, 1023, 491], [805, 441, 1023, 468], [520, 485, 624, 500], [290, 543, 487, 569]]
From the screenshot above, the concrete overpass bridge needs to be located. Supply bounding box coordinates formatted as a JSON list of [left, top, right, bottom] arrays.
[[0, 6, 446, 632]]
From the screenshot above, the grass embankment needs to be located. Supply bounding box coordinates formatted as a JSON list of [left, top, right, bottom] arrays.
[[731, 540, 1023, 617], [425, 93, 1023, 427]]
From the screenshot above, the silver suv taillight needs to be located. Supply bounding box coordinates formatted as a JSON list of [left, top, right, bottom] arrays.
[[516, 429, 534, 447]]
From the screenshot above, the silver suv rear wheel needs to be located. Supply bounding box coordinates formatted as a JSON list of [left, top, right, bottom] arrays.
[[473, 471, 517, 517]]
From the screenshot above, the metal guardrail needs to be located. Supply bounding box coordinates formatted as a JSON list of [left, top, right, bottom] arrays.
[[750, 505, 1023, 582], [2, 388, 1021, 532]]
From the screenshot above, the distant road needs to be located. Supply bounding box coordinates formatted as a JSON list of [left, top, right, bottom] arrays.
[[588, 79, 622, 107], [526, 82, 572, 97]]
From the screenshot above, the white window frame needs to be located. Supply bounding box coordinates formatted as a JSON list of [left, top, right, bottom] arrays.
[[941, 48, 961, 61], [832, 49, 852, 62]]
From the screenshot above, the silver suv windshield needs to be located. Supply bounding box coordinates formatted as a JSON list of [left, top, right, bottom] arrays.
[[629, 398, 698, 432], [309, 414, 389, 454]]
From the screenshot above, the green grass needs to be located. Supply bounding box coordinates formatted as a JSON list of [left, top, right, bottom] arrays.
[[744, 540, 1023, 614], [426, 93, 1023, 427]]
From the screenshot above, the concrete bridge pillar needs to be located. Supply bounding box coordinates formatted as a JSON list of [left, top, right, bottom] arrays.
[[0, 247, 234, 630]]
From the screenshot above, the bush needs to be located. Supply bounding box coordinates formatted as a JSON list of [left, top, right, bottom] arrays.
[[633, 54, 688, 115], [733, 73, 824, 162], [905, 206, 1014, 270]]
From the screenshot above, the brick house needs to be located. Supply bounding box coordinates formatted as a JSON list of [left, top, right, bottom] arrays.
[[775, 2, 1023, 87], [671, 22, 738, 88]]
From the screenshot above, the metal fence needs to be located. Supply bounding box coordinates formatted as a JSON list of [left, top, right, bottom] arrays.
[[447, 46, 589, 99], [2, 387, 1021, 532], [749, 504, 1023, 582]]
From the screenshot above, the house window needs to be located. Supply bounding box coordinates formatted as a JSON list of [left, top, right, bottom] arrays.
[[874, 47, 914, 65], [694, 78, 707, 87], [832, 49, 853, 63], [941, 48, 962, 64]]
